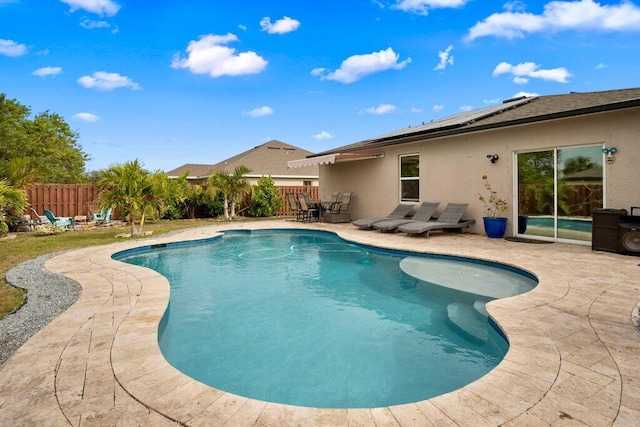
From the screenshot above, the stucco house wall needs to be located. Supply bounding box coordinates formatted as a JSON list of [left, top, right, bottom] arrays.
[[320, 107, 639, 237]]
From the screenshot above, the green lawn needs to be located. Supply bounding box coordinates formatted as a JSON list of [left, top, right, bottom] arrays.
[[0, 219, 217, 320]]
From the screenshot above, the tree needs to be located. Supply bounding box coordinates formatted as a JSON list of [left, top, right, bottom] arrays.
[[162, 173, 190, 220], [562, 156, 597, 176], [249, 175, 283, 217], [206, 165, 252, 220], [227, 165, 252, 218], [0, 157, 42, 188], [0, 179, 27, 236], [138, 170, 172, 229], [206, 170, 232, 220], [0, 94, 89, 183], [96, 160, 154, 235], [184, 184, 204, 219]]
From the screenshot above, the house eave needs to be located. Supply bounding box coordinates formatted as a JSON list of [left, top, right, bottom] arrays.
[[317, 97, 640, 156]]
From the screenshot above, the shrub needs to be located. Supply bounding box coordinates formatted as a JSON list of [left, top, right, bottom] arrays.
[[249, 176, 283, 217], [203, 191, 225, 218]]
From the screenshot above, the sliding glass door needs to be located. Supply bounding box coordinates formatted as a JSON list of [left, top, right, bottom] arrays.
[[517, 145, 604, 243]]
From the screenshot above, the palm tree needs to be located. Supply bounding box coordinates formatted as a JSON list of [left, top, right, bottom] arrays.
[[0, 157, 42, 188], [0, 179, 27, 236], [206, 166, 252, 220], [185, 184, 204, 219], [138, 170, 174, 229], [207, 170, 232, 220], [227, 165, 252, 219], [96, 159, 152, 235]]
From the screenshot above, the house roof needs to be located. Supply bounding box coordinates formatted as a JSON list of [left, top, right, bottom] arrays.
[[313, 87, 640, 157], [166, 140, 319, 179]]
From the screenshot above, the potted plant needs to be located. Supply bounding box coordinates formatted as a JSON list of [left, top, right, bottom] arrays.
[[478, 175, 508, 238]]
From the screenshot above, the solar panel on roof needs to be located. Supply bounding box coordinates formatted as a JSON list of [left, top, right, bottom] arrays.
[[370, 97, 535, 141]]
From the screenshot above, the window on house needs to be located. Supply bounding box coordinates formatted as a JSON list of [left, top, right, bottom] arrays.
[[400, 154, 419, 202], [303, 180, 312, 186]]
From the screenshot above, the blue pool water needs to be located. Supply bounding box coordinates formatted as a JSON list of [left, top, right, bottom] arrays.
[[115, 230, 537, 408], [525, 216, 593, 233]]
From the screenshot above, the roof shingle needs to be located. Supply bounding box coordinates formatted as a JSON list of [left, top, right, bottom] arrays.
[[166, 140, 318, 178], [315, 87, 640, 156]]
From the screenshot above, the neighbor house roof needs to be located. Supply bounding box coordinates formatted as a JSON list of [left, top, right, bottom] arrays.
[[313, 87, 640, 157], [166, 140, 319, 179]]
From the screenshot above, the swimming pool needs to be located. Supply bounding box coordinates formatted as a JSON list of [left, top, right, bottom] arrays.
[[115, 229, 537, 408]]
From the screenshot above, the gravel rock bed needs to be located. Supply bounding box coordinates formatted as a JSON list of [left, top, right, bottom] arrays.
[[0, 253, 81, 367], [0, 227, 206, 368]]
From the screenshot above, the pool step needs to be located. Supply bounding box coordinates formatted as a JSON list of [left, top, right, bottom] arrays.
[[473, 300, 488, 317], [447, 302, 488, 342]]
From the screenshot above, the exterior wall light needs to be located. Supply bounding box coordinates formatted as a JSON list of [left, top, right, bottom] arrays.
[[602, 147, 618, 164], [486, 154, 499, 163]]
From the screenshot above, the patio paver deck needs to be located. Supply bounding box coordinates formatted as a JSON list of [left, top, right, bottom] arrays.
[[1, 220, 639, 426]]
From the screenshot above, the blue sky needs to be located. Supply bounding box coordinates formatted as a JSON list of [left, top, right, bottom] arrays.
[[2, 0, 639, 172]]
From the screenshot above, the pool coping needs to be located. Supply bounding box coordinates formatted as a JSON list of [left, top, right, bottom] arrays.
[[1, 220, 639, 425]]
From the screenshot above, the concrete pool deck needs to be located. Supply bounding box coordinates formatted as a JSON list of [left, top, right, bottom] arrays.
[[0, 220, 639, 426]]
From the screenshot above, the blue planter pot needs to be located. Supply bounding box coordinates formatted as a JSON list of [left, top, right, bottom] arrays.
[[483, 217, 508, 238]]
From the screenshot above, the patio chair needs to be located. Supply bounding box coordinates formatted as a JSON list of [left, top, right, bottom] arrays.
[[328, 192, 352, 214], [93, 207, 112, 223], [397, 203, 475, 236], [352, 204, 414, 230], [373, 201, 440, 232], [322, 192, 341, 212], [28, 206, 45, 226], [297, 192, 319, 221], [43, 209, 75, 230], [286, 192, 302, 221]]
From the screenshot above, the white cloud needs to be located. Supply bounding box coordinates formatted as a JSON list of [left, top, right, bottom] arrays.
[[433, 104, 444, 112], [73, 112, 100, 122], [483, 98, 501, 104], [260, 16, 301, 34], [313, 131, 333, 140], [493, 61, 572, 83], [467, 0, 640, 41], [595, 63, 608, 69], [32, 66, 62, 77], [238, 24, 248, 31], [243, 106, 274, 117], [60, 0, 121, 16], [459, 105, 473, 112], [434, 45, 454, 71], [0, 38, 27, 57], [503, 1, 527, 13], [172, 33, 268, 78], [410, 107, 423, 113], [80, 19, 110, 30], [512, 90, 539, 98], [314, 47, 411, 84], [77, 71, 141, 90], [393, 0, 468, 15], [360, 104, 398, 115]]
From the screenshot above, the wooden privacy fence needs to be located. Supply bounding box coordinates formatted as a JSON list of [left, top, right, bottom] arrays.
[[24, 184, 319, 219], [25, 184, 100, 218], [241, 186, 319, 217]]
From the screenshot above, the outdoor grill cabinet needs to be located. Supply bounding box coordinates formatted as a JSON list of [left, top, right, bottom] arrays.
[[592, 208, 640, 256]]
